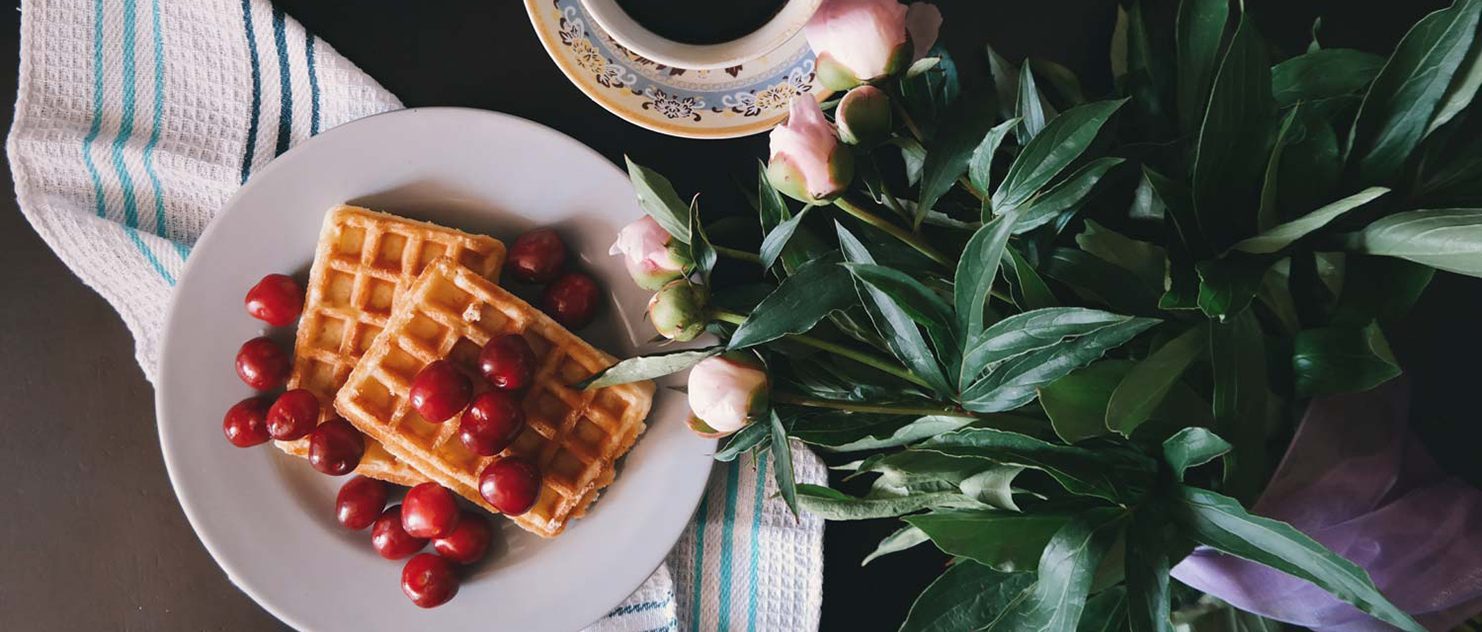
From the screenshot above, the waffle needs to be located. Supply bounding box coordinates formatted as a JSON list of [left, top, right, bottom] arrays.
[[334, 257, 654, 537], [277, 206, 507, 486]]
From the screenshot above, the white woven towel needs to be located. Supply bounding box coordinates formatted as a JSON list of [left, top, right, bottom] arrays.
[[8, 0, 825, 630]]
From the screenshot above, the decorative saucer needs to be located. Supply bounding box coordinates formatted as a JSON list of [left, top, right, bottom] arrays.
[[524, 0, 824, 139]]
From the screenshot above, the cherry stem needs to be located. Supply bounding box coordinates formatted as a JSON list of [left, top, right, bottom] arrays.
[[709, 309, 930, 389]]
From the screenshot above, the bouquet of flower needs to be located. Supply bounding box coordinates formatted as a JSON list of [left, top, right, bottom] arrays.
[[591, 0, 1482, 629]]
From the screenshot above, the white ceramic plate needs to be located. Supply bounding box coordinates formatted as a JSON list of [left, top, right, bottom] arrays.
[[156, 108, 714, 631]]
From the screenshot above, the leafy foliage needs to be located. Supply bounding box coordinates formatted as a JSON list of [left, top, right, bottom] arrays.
[[613, 0, 1482, 629]]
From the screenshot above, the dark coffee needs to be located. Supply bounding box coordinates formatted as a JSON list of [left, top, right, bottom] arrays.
[[616, 0, 788, 46]]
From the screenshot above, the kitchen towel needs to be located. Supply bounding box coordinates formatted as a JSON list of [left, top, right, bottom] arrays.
[[7, 0, 825, 630]]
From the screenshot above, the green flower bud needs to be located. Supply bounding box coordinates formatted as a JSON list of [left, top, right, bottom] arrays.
[[836, 85, 892, 146], [647, 280, 708, 342]]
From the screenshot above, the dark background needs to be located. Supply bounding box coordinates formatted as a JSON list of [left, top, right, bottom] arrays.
[[1, 0, 1473, 630]]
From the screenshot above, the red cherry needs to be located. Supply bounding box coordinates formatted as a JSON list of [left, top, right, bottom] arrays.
[[408, 361, 473, 423], [541, 272, 600, 329], [478, 334, 537, 391], [223, 396, 273, 447], [432, 512, 492, 565], [401, 553, 459, 608], [335, 476, 389, 530], [402, 483, 461, 539], [478, 457, 542, 516], [371, 506, 428, 560], [505, 228, 569, 283], [235, 336, 291, 391], [244, 273, 304, 327], [308, 417, 365, 476], [266, 389, 319, 441], [458, 392, 526, 457]]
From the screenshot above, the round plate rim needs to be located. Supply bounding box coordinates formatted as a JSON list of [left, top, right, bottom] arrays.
[[154, 106, 713, 631]]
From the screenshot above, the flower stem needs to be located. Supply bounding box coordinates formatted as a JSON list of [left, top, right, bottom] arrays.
[[710, 309, 930, 389], [890, 98, 990, 204], [773, 392, 976, 418], [833, 197, 953, 268], [713, 245, 762, 264]]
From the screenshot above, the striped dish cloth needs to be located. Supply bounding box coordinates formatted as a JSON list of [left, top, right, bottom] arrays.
[[6, 0, 825, 630]]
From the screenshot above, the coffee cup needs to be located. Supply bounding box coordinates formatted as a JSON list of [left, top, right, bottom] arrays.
[[579, 0, 822, 71]]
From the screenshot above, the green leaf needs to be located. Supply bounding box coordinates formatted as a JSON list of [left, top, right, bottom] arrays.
[[1079, 587, 1130, 632], [1012, 158, 1126, 233], [1233, 187, 1390, 254], [1344, 208, 1482, 277], [1044, 249, 1161, 316], [729, 256, 853, 349], [899, 137, 927, 187], [1075, 219, 1166, 290], [1293, 322, 1402, 396], [1106, 325, 1207, 437], [900, 45, 961, 136], [792, 413, 970, 452], [688, 196, 717, 284], [987, 45, 1022, 121], [969, 119, 1021, 195], [1195, 255, 1272, 319], [955, 211, 1020, 346], [1175, 0, 1229, 133], [844, 263, 956, 338], [863, 525, 930, 566], [714, 419, 771, 462], [1124, 0, 1174, 137], [1349, 0, 1482, 183], [758, 204, 815, 270], [1030, 59, 1089, 106], [860, 450, 1025, 511], [899, 560, 1037, 632], [1170, 486, 1425, 632], [1427, 33, 1482, 135], [1161, 427, 1232, 481], [906, 510, 1073, 571], [1004, 247, 1058, 310], [1143, 167, 1206, 258], [1278, 111, 1342, 217], [1208, 311, 1269, 503], [838, 224, 953, 396], [1041, 360, 1132, 444], [1017, 62, 1053, 143], [919, 427, 1150, 502], [1271, 48, 1385, 107], [983, 508, 1127, 632], [963, 317, 1161, 415], [796, 484, 973, 520], [577, 346, 722, 389], [918, 95, 996, 226], [1192, 13, 1274, 249], [771, 411, 798, 517], [625, 156, 691, 243], [1125, 506, 1173, 632], [905, 56, 942, 79], [961, 308, 1141, 392], [1331, 255, 1435, 326], [1256, 107, 1299, 233], [994, 99, 1127, 210]]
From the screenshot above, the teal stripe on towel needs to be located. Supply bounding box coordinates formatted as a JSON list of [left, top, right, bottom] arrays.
[[269, 7, 292, 156], [746, 455, 769, 632], [689, 482, 710, 632], [142, 0, 189, 260], [716, 460, 741, 630], [238, 0, 261, 183]]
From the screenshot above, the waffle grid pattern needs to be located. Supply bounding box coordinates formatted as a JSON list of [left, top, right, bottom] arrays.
[[277, 206, 505, 485], [336, 257, 653, 537]]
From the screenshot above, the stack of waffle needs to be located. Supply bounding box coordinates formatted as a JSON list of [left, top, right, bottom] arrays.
[[277, 205, 653, 537]]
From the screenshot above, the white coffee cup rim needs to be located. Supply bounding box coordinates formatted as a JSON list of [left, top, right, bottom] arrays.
[[580, 0, 822, 71]]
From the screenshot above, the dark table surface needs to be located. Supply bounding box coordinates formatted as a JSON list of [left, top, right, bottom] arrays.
[[2, 0, 1475, 630]]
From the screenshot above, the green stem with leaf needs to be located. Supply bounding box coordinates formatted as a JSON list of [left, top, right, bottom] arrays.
[[710, 309, 930, 389], [888, 97, 991, 204], [712, 244, 762, 264], [833, 196, 953, 268], [773, 392, 976, 418]]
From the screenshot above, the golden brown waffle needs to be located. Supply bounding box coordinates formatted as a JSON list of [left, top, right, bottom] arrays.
[[277, 206, 507, 486], [334, 257, 654, 537]]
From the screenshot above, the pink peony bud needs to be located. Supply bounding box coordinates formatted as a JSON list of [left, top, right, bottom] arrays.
[[804, 0, 941, 90], [609, 215, 692, 290], [767, 96, 854, 204], [647, 280, 708, 342], [836, 85, 892, 146], [687, 354, 769, 435]]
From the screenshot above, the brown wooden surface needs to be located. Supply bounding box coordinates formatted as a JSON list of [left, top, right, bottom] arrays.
[[1, 1, 1472, 630]]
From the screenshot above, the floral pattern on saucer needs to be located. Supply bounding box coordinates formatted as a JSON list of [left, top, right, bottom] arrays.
[[526, 0, 824, 138]]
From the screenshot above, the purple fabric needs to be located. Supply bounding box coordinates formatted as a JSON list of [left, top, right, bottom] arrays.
[[1171, 380, 1482, 631]]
